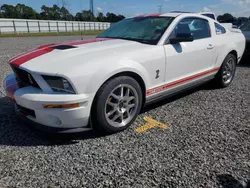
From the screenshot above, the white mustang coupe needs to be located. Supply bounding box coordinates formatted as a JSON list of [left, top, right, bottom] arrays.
[[4, 13, 245, 133]]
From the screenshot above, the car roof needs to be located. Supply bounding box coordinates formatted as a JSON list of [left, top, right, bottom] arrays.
[[160, 13, 183, 17], [135, 12, 212, 18], [134, 13, 181, 18]]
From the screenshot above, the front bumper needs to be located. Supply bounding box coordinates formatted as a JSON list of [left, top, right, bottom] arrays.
[[4, 74, 94, 133]]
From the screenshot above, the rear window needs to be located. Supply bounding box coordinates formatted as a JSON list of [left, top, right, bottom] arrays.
[[215, 23, 226, 34]]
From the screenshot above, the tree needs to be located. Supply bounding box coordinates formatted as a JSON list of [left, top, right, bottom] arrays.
[[40, 4, 61, 20], [116, 15, 125, 22], [106, 12, 125, 22], [217, 13, 234, 23], [35, 12, 41, 19], [97, 12, 105, 22], [1, 4, 18, 18], [75, 12, 82, 21], [51, 4, 61, 20], [40, 5, 52, 20], [0, 3, 126, 22], [15, 3, 37, 19], [60, 6, 73, 21], [106, 12, 116, 22], [81, 10, 95, 21]]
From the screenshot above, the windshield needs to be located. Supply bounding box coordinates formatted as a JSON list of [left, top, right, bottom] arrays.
[[97, 16, 174, 45]]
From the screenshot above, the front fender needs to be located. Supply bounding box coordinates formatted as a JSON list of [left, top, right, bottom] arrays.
[[84, 59, 150, 95]]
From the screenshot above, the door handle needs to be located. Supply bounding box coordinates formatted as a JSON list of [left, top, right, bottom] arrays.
[[207, 44, 214, 50]]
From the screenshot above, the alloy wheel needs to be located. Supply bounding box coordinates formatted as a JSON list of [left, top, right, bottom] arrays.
[[104, 84, 139, 127]]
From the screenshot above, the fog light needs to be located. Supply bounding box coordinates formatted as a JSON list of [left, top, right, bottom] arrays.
[[48, 115, 62, 126], [43, 103, 79, 109]]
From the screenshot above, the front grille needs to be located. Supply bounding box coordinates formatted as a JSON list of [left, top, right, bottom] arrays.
[[16, 104, 36, 118], [11, 65, 40, 89]]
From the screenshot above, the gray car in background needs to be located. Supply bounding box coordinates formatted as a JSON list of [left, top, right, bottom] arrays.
[[240, 22, 250, 58]]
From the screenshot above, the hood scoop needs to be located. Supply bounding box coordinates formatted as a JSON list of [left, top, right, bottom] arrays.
[[52, 45, 77, 50]]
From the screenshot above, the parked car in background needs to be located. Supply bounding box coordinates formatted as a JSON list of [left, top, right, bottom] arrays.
[[200, 12, 216, 20], [171, 11, 216, 20], [239, 22, 250, 57], [4, 12, 246, 134]]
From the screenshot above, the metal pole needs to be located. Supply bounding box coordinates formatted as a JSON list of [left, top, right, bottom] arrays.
[[26, 21, 30, 33], [48, 21, 51, 32], [57, 21, 59, 32], [13, 20, 16, 34], [38, 21, 41, 32], [158, 4, 162, 13]]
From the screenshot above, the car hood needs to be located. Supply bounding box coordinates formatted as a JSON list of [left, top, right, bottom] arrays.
[[9, 38, 150, 75]]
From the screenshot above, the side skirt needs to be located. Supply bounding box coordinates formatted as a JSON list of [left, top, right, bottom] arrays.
[[144, 75, 215, 106]]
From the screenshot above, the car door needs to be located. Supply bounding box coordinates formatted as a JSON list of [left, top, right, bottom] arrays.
[[163, 17, 217, 86]]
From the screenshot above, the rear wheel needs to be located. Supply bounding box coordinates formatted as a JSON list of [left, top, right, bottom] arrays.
[[214, 54, 237, 88], [92, 76, 143, 133]]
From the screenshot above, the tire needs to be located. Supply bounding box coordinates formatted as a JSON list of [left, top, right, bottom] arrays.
[[214, 54, 237, 88], [91, 76, 143, 133]]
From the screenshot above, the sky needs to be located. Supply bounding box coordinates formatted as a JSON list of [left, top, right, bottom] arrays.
[[1, 0, 250, 17]]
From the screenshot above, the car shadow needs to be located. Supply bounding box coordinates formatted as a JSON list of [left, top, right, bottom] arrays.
[[238, 62, 250, 68], [216, 174, 250, 188], [238, 54, 250, 66], [0, 96, 107, 147]]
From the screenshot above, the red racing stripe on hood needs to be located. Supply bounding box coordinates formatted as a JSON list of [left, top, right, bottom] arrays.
[[10, 47, 54, 67], [9, 38, 113, 67]]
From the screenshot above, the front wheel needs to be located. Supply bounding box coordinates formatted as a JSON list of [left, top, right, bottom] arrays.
[[92, 76, 143, 133], [214, 54, 237, 88]]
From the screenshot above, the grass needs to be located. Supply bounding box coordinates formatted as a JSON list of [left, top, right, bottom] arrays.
[[0, 30, 104, 37]]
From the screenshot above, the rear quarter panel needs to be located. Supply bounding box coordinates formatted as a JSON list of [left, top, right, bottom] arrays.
[[212, 27, 246, 67]]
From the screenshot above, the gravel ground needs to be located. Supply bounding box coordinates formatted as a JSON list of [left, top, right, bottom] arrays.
[[0, 36, 249, 188]]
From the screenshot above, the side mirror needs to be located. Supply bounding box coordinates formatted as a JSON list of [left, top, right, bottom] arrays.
[[169, 33, 194, 44]]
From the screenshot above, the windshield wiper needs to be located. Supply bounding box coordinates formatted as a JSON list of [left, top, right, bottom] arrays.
[[97, 36, 155, 45]]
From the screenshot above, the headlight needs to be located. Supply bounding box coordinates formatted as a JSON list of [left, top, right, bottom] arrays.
[[42, 75, 75, 94]]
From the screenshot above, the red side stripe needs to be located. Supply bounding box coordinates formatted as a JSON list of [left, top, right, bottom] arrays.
[[146, 68, 220, 96]]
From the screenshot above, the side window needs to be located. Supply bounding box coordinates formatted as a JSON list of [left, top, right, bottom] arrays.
[[174, 17, 211, 40], [215, 23, 226, 35]]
